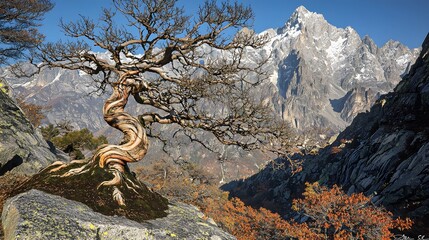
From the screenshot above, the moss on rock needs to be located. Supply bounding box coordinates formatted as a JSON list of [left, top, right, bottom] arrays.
[[13, 161, 169, 222]]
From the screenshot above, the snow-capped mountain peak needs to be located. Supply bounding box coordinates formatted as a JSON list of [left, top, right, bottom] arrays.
[[261, 6, 420, 132], [278, 5, 326, 35]]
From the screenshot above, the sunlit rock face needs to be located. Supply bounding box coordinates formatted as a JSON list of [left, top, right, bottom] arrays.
[[262, 6, 419, 133]]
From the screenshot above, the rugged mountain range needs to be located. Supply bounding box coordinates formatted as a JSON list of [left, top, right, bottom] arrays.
[[262, 6, 419, 132], [225, 33, 429, 236], [0, 6, 420, 181]]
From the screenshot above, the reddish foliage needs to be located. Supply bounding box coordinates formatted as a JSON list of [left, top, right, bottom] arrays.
[[292, 182, 413, 239], [202, 196, 319, 240], [135, 161, 413, 239], [15, 95, 51, 127], [136, 161, 317, 239], [330, 146, 343, 154]]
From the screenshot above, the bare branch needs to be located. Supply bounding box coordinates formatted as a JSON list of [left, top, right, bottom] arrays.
[[30, 0, 295, 183]]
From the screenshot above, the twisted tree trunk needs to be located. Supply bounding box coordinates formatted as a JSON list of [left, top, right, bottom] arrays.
[[48, 74, 150, 206], [95, 75, 149, 189], [15, 76, 169, 219]]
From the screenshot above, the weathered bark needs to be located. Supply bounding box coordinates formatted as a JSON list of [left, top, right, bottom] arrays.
[[94, 75, 148, 188], [48, 74, 149, 205]]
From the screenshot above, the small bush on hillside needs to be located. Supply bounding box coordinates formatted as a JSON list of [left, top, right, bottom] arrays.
[[41, 124, 107, 159], [135, 160, 219, 206], [15, 95, 51, 127], [292, 182, 413, 239]]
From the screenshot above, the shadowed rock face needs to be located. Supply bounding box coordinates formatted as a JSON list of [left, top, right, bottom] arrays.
[[2, 189, 235, 240], [225, 33, 429, 236], [0, 90, 65, 176]]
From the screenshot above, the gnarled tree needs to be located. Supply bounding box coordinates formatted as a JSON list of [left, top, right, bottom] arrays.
[[31, 0, 291, 206]]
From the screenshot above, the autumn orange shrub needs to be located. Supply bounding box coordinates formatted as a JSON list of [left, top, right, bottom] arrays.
[[202, 196, 319, 240], [135, 161, 412, 239], [134, 160, 219, 206], [292, 182, 413, 240], [330, 146, 342, 154], [135, 161, 317, 239]]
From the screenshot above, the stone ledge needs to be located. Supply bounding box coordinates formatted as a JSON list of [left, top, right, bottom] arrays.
[[2, 189, 235, 240]]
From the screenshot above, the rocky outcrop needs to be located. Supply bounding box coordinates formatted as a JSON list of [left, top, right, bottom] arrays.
[[0, 90, 64, 176], [225, 33, 429, 235], [2, 189, 234, 240]]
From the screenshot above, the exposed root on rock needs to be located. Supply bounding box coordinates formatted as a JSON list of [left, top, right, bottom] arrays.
[[44, 73, 150, 206]]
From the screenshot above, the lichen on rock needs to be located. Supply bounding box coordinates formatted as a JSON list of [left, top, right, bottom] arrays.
[[0, 90, 63, 176], [2, 189, 235, 240]]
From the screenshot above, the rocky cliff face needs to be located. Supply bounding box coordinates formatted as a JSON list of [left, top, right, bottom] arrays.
[[0, 89, 64, 176], [225, 33, 429, 235], [0, 6, 419, 181]]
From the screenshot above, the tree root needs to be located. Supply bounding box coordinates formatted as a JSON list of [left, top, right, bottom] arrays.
[[45, 158, 141, 206], [14, 158, 169, 222]]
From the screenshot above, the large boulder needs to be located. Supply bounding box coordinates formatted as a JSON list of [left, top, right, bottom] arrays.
[[0, 90, 64, 176], [2, 189, 235, 240]]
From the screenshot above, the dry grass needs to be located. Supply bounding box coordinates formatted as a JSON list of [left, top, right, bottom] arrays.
[[0, 173, 29, 238]]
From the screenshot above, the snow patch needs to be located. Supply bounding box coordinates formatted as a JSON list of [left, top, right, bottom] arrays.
[[355, 73, 363, 81], [326, 36, 346, 65], [20, 80, 37, 88], [51, 71, 62, 84], [288, 26, 301, 38], [269, 70, 278, 85], [396, 54, 410, 66]]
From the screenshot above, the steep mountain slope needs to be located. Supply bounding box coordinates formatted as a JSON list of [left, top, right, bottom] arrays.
[[3, 6, 418, 134], [225, 33, 429, 235], [0, 6, 419, 181]]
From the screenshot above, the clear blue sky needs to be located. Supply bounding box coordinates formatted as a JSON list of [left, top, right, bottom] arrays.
[[40, 0, 429, 49]]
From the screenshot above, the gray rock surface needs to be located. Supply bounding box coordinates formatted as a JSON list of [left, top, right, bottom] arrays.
[[0, 90, 65, 176], [2, 189, 235, 240], [225, 33, 429, 235]]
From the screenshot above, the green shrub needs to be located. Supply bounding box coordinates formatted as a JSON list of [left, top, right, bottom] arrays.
[[41, 125, 107, 159]]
